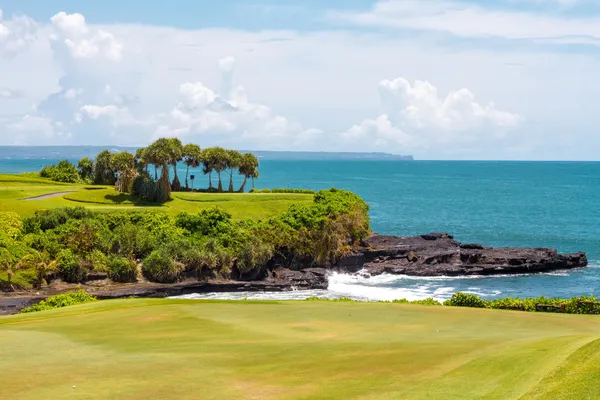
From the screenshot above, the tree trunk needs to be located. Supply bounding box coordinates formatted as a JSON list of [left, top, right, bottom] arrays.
[[208, 172, 213, 190], [217, 171, 223, 192], [171, 162, 182, 192], [185, 165, 190, 190], [154, 166, 158, 181], [238, 176, 247, 193], [228, 171, 234, 193], [252, 177, 255, 189]]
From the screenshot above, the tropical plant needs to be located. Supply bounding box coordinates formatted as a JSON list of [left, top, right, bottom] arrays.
[[167, 138, 184, 191], [110, 151, 137, 193], [225, 149, 242, 192], [238, 153, 259, 192], [182, 143, 202, 190], [0, 248, 17, 290], [18, 250, 56, 288], [40, 160, 80, 183], [0, 212, 23, 239], [142, 250, 181, 283], [77, 157, 94, 181], [94, 150, 116, 185], [134, 147, 147, 174], [107, 255, 138, 283]]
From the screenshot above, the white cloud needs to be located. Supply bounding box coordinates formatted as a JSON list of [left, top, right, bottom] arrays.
[[0, 9, 38, 56], [1, 8, 600, 158], [50, 12, 123, 61], [341, 77, 520, 151], [330, 0, 600, 44]]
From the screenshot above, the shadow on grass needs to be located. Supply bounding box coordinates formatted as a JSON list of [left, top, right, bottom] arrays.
[[104, 194, 167, 207]]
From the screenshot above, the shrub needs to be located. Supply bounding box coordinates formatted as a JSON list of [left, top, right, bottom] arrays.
[[0, 212, 22, 239], [23, 207, 94, 233], [131, 175, 168, 203], [142, 250, 181, 283], [20, 290, 97, 313], [411, 298, 442, 306], [56, 249, 87, 283], [175, 208, 232, 237], [107, 255, 138, 283], [444, 292, 489, 308], [40, 160, 80, 183]]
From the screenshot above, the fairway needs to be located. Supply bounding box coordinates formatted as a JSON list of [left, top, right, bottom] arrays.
[[0, 174, 313, 219], [2, 300, 600, 399]]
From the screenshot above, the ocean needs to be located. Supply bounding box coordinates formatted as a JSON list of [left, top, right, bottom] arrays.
[[2, 155, 599, 302]]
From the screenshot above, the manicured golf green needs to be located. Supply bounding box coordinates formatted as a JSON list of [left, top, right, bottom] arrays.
[[0, 174, 313, 219], [2, 299, 600, 399]]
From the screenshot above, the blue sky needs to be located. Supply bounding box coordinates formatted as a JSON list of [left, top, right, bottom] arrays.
[[1, 0, 600, 159]]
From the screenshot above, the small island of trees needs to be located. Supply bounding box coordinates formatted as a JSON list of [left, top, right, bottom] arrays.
[[40, 138, 260, 202]]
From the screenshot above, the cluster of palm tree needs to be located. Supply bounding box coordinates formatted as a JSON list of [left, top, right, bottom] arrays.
[[116, 138, 260, 196]]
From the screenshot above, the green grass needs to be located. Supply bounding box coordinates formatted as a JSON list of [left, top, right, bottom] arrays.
[[0, 174, 313, 219], [1, 300, 600, 399]]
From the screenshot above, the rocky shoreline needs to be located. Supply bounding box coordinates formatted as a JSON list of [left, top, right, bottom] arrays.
[[0, 232, 587, 315]]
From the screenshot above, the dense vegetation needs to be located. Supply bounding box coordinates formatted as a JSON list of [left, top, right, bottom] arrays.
[[39, 138, 260, 199], [0, 188, 369, 290]]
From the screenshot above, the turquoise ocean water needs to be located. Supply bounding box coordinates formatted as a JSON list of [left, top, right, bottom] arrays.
[[2, 157, 599, 301]]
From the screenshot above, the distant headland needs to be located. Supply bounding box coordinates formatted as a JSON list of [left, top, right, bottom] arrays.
[[0, 146, 414, 161]]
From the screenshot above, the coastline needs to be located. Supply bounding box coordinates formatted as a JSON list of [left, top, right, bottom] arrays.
[[1, 232, 587, 315]]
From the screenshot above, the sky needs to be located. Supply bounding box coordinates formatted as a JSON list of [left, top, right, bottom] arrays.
[[1, 0, 599, 160]]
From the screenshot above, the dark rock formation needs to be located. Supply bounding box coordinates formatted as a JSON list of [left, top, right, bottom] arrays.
[[339, 233, 587, 277]]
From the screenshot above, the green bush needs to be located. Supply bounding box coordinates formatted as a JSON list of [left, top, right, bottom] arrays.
[[444, 292, 489, 308], [20, 290, 97, 313], [175, 208, 232, 237], [39, 160, 80, 183], [142, 250, 181, 283], [131, 175, 168, 203], [0, 212, 22, 239], [107, 255, 138, 283], [56, 249, 87, 283]]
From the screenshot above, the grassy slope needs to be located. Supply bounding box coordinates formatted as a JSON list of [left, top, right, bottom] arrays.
[[0, 174, 313, 219], [2, 300, 600, 400]]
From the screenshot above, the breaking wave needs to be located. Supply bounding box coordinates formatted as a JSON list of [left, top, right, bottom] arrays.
[[172, 266, 598, 302]]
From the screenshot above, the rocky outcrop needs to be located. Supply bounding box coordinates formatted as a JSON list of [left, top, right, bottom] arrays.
[[338, 232, 587, 277], [0, 232, 588, 316]]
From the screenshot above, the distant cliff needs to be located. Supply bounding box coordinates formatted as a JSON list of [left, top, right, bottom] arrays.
[[0, 146, 414, 161]]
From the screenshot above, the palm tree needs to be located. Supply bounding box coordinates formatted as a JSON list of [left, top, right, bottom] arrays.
[[110, 152, 137, 193], [201, 147, 228, 192], [182, 144, 202, 190], [0, 248, 16, 291], [167, 138, 184, 192], [211, 147, 229, 192], [93, 150, 115, 185], [147, 138, 173, 200], [135, 147, 148, 174], [77, 157, 94, 181], [19, 251, 56, 289], [226, 150, 242, 193], [237, 153, 259, 192]]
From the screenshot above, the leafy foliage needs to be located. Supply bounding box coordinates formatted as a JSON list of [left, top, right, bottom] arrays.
[[20, 290, 97, 313], [251, 188, 315, 194], [444, 292, 489, 308], [142, 250, 181, 283], [56, 249, 87, 283], [107, 255, 138, 283], [0, 212, 23, 239], [40, 160, 80, 183]]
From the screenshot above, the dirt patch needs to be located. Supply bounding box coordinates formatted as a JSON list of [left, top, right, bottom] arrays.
[[22, 191, 76, 200]]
